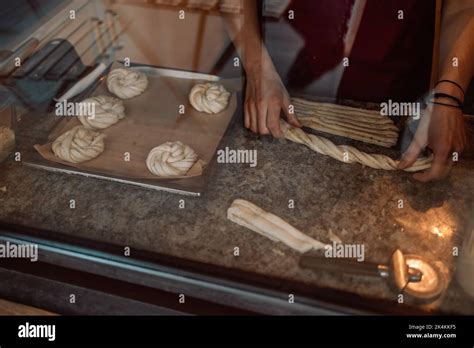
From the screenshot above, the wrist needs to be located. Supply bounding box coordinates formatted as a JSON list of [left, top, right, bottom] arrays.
[[434, 79, 465, 103], [243, 45, 277, 77]]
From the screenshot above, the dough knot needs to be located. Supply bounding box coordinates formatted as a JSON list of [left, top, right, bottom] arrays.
[[189, 83, 230, 114], [78, 95, 125, 129], [146, 141, 198, 176], [52, 126, 105, 163], [107, 68, 148, 99]]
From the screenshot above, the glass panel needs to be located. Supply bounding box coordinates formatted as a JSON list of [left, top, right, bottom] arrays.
[[0, 0, 473, 315]]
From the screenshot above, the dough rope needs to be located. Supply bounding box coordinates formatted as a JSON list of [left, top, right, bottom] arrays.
[[78, 95, 125, 130], [146, 141, 198, 177], [280, 120, 432, 172], [189, 83, 231, 114], [107, 68, 148, 99], [227, 199, 329, 253], [52, 126, 106, 163]]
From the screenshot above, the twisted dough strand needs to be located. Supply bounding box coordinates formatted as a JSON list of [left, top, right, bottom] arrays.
[[280, 120, 432, 172]]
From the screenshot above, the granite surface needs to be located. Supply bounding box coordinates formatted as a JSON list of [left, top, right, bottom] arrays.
[[1, 108, 474, 314]]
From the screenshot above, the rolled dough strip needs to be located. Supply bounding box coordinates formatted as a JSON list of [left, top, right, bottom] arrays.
[[300, 119, 397, 148], [294, 107, 396, 128], [281, 120, 432, 172], [300, 118, 398, 144], [295, 107, 399, 130], [291, 99, 400, 147], [227, 199, 329, 253], [298, 116, 399, 140], [294, 109, 397, 131], [301, 117, 398, 141], [292, 98, 387, 121], [300, 115, 398, 135]]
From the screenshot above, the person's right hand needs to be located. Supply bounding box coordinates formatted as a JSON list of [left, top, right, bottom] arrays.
[[244, 59, 301, 137]]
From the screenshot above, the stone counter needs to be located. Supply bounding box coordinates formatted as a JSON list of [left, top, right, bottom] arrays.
[[1, 111, 474, 314]]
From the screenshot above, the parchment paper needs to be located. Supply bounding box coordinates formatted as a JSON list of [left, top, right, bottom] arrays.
[[34, 69, 238, 180]]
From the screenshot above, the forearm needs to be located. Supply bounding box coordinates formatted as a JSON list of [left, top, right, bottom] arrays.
[[438, 2, 474, 92], [221, 0, 271, 75]]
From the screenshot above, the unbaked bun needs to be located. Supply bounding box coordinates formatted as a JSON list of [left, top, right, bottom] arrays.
[[146, 141, 198, 177], [107, 68, 148, 99], [52, 126, 105, 163], [78, 95, 125, 130], [189, 83, 230, 114]]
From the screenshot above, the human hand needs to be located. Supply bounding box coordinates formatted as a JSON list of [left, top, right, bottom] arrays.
[[398, 103, 468, 181], [244, 56, 301, 137]]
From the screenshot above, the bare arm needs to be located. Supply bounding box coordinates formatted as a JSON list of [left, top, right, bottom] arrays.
[[222, 0, 300, 136], [399, 0, 472, 181], [439, 0, 474, 92], [222, 0, 265, 72]]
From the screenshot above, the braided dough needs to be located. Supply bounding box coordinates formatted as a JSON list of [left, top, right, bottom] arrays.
[[291, 98, 399, 148], [107, 68, 148, 99], [227, 199, 328, 253], [78, 95, 125, 130], [52, 126, 105, 163], [146, 141, 198, 177], [281, 120, 432, 172], [189, 83, 231, 114]]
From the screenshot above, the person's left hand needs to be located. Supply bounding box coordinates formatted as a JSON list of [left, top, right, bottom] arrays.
[[397, 103, 469, 181]]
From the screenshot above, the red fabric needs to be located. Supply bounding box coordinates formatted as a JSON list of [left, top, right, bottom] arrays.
[[285, 0, 435, 102], [286, 0, 355, 88]]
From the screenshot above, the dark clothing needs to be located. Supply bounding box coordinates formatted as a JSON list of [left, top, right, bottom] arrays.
[[284, 0, 436, 102]]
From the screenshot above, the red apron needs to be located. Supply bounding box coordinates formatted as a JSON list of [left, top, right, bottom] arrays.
[[284, 0, 436, 102]]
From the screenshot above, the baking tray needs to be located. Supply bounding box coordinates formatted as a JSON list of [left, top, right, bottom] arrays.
[[23, 64, 242, 196]]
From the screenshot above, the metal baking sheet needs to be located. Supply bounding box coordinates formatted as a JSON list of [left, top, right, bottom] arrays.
[[24, 63, 241, 196]]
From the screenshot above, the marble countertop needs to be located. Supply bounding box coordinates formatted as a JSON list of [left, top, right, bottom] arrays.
[[1, 108, 474, 314]]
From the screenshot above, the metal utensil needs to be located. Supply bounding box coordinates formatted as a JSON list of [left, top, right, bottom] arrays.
[[300, 248, 444, 301], [403, 255, 445, 301], [299, 249, 422, 289]]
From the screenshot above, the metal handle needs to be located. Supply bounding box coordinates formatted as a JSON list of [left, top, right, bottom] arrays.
[[299, 251, 423, 285], [299, 254, 380, 277]]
